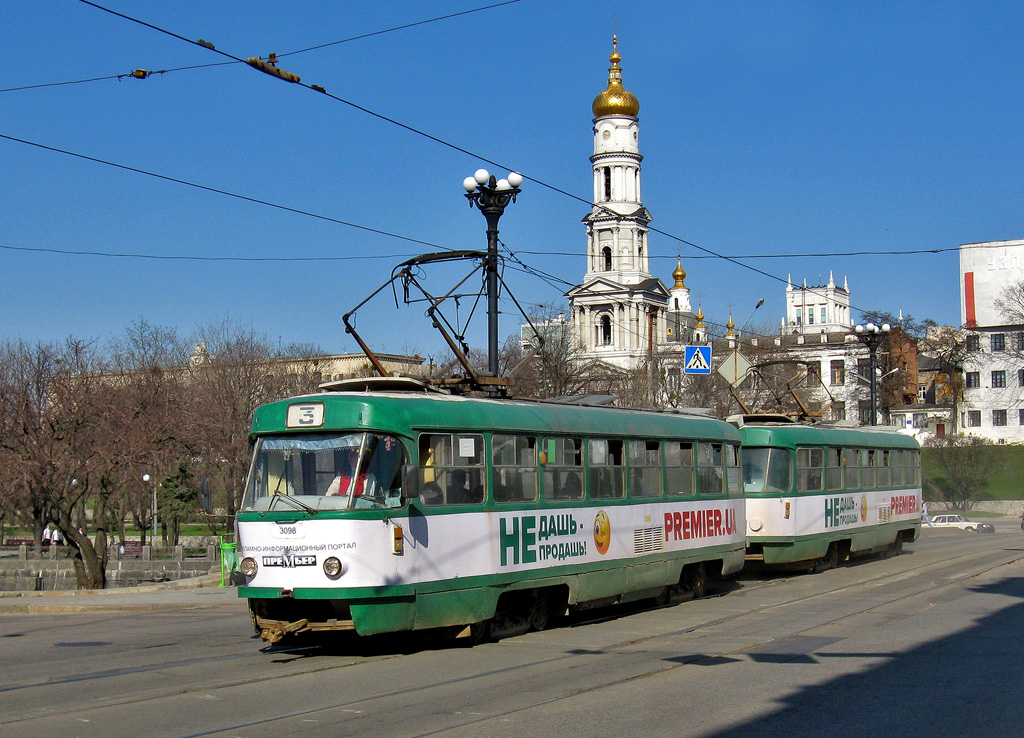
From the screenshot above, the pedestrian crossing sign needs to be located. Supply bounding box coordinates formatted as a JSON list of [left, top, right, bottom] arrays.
[[684, 345, 712, 374]]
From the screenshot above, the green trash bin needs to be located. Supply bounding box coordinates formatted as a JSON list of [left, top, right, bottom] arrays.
[[219, 541, 238, 587]]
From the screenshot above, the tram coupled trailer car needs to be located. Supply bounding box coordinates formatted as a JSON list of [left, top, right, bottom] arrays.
[[731, 415, 922, 572], [236, 379, 746, 643]]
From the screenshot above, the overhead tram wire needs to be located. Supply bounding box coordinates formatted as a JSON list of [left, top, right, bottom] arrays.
[[6, 2, 520, 94], [277, 1, 521, 58], [0, 132, 446, 254], [0, 129, 774, 343], [510, 247, 961, 260], [0, 243, 415, 263], [0, 127, 955, 274], [79, 1, 931, 322]]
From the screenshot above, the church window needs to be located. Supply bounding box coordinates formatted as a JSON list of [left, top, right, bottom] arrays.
[[674, 298, 679, 310], [600, 315, 612, 345], [603, 168, 612, 202], [821, 307, 827, 323], [796, 309, 802, 326], [603, 246, 612, 271], [808, 310, 814, 325]]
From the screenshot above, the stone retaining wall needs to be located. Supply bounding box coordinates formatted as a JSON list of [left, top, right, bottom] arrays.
[[0, 558, 219, 591]]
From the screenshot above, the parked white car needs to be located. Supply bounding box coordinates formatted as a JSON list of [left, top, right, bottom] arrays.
[[930, 514, 995, 533]]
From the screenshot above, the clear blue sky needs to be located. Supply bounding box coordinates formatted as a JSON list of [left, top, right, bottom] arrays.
[[3, 1, 1022, 357]]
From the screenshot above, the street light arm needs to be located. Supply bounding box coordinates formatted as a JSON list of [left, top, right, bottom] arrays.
[[739, 298, 765, 336]]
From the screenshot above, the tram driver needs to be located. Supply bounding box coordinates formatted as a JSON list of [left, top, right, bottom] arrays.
[[326, 449, 365, 497]]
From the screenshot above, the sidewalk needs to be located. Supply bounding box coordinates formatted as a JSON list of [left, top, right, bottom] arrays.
[[0, 574, 243, 614]]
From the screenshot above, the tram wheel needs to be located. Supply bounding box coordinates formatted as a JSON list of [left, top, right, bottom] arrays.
[[812, 543, 839, 573], [528, 594, 551, 631], [467, 620, 491, 645], [681, 562, 707, 599], [883, 537, 904, 558]]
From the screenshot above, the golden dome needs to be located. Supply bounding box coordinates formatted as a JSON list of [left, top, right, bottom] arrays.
[[726, 314, 736, 338], [672, 257, 687, 289], [695, 306, 705, 330], [592, 36, 640, 118]]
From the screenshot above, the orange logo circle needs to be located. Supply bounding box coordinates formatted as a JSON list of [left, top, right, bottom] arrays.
[[594, 510, 611, 555]]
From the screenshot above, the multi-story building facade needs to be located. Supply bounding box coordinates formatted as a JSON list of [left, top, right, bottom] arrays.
[[783, 272, 853, 335], [960, 239, 1024, 443]]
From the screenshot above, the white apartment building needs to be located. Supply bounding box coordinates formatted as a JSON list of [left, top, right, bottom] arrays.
[[960, 239, 1024, 443]]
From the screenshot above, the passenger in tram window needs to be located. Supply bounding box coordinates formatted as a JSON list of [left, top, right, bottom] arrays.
[[448, 468, 471, 503], [562, 472, 582, 499], [447, 468, 484, 504], [326, 449, 365, 497]]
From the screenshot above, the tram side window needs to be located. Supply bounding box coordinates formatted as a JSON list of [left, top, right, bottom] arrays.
[[354, 434, 408, 508], [877, 449, 891, 487], [589, 439, 625, 499], [742, 447, 768, 492], [697, 442, 725, 496], [891, 450, 904, 486], [862, 449, 876, 488], [843, 448, 861, 489], [629, 440, 662, 498], [767, 448, 794, 493], [493, 434, 538, 503], [725, 444, 742, 497], [826, 448, 843, 490], [543, 437, 584, 501], [743, 447, 792, 493], [796, 447, 824, 492], [665, 441, 695, 496], [914, 450, 922, 486], [418, 433, 486, 505]]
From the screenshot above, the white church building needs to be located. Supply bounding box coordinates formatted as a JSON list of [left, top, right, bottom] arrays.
[[566, 38, 697, 370]]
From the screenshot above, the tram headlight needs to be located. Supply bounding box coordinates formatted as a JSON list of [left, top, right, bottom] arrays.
[[323, 557, 344, 579], [240, 557, 258, 578]]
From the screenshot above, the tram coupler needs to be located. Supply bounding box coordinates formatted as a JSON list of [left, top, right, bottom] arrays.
[[260, 618, 309, 643]]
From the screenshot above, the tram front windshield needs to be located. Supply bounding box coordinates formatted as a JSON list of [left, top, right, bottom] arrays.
[[742, 447, 793, 493], [242, 432, 406, 511]]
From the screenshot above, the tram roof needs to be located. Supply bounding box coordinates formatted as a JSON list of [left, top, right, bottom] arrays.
[[734, 421, 920, 450], [251, 390, 740, 442]]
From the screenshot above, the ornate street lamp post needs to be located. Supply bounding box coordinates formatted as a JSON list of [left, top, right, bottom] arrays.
[[463, 169, 523, 380], [854, 322, 890, 425]]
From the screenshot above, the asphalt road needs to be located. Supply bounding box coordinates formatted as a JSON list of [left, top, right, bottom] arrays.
[[1, 523, 1022, 738]]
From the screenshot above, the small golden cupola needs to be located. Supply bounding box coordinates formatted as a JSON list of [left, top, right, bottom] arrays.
[[672, 258, 687, 289], [592, 35, 640, 118], [725, 314, 736, 338], [694, 306, 705, 330]]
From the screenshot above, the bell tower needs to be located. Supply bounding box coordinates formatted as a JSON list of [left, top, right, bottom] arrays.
[[583, 35, 651, 285], [568, 37, 671, 368]]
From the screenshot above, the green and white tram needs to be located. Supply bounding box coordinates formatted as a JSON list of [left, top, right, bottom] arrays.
[[237, 379, 745, 642], [732, 415, 922, 570]]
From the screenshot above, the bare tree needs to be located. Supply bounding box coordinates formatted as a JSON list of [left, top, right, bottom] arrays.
[[994, 282, 1024, 327], [923, 435, 1005, 511], [508, 304, 595, 400], [918, 325, 967, 434], [0, 338, 109, 588], [188, 319, 319, 524], [104, 319, 194, 546]]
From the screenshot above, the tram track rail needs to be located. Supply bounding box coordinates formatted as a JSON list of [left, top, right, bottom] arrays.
[[5, 539, 1020, 736]]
